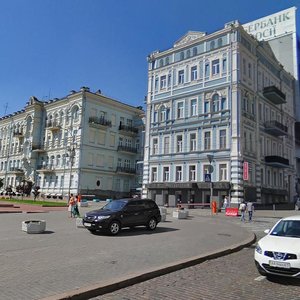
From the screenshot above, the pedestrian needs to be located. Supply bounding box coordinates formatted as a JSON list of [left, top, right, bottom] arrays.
[[68, 194, 75, 218], [73, 195, 80, 217], [247, 200, 254, 221], [239, 200, 247, 222], [223, 196, 228, 209]]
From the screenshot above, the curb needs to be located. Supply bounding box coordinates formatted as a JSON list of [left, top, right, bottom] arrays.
[[41, 232, 256, 300]]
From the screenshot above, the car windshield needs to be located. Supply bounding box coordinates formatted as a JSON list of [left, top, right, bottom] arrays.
[[270, 220, 300, 238], [101, 200, 127, 211]]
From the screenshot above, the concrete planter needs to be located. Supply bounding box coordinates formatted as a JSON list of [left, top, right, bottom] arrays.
[[22, 220, 46, 233], [79, 201, 88, 207], [161, 214, 167, 222], [159, 207, 167, 215], [172, 210, 188, 219]]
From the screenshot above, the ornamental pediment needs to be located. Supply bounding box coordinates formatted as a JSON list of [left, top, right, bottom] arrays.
[[174, 31, 206, 48]]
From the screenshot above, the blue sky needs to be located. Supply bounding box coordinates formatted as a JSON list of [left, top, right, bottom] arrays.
[[0, 0, 299, 116]]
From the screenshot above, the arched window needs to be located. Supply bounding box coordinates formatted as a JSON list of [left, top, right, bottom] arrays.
[[217, 38, 223, 48], [165, 57, 169, 65], [159, 59, 164, 67], [186, 49, 191, 58], [71, 106, 79, 122], [210, 40, 215, 50], [59, 111, 64, 124], [56, 155, 61, 167]]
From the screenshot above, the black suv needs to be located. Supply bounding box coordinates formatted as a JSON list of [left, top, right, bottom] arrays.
[[83, 199, 161, 235]]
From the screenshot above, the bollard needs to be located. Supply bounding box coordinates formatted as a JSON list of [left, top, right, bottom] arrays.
[[212, 200, 217, 214]]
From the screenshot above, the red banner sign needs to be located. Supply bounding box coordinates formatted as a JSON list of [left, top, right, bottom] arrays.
[[243, 162, 249, 181], [225, 208, 239, 216]]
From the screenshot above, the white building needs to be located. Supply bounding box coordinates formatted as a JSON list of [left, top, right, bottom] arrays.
[[0, 87, 144, 199], [143, 19, 296, 207]]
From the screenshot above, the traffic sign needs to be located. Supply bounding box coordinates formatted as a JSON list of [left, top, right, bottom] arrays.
[[204, 173, 211, 182]]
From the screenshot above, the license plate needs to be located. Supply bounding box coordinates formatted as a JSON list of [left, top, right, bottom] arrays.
[[84, 223, 92, 227], [269, 260, 291, 269]]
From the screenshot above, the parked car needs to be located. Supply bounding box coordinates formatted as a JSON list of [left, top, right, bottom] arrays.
[[82, 198, 161, 235], [255, 215, 300, 278]]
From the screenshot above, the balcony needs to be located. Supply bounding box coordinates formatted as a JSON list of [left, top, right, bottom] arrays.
[[89, 116, 112, 129], [8, 167, 24, 174], [264, 120, 288, 136], [118, 124, 138, 136], [37, 164, 55, 173], [265, 156, 289, 168], [46, 121, 61, 131], [13, 130, 24, 138], [117, 145, 138, 154], [32, 145, 46, 153], [263, 86, 286, 105], [116, 166, 136, 175]]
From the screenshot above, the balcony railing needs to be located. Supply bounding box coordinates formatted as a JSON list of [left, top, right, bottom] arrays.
[[117, 145, 138, 154], [8, 167, 24, 173], [89, 116, 112, 128], [263, 86, 286, 105], [265, 155, 289, 168], [46, 121, 61, 130], [118, 124, 138, 134], [116, 166, 136, 174], [32, 145, 46, 152], [37, 164, 55, 172], [13, 130, 24, 137], [264, 120, 288, 136]]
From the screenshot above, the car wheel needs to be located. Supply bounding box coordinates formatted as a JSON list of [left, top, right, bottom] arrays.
[[147, 217, 157, 230], [109, 221, 121, 235]]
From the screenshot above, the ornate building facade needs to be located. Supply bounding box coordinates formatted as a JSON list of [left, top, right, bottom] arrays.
[[0, 87, 144, 199], [142, 21, 296, 207]]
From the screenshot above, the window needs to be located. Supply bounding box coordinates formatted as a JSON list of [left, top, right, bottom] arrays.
[[177, 102, 184, 118], [189, 165, 196, 181], [212, 59, 220, 75], [186, 49, 191, 58], [222, 57, 227, 73], [219, 164, 227, 181], [190, 99, 197, 116], [212, 94, 219, 112], [164, 136, 170, 154], [219, 130, 226, 149], [151, 167, 157, 182], [160, 106, 167, 122], [190, 133, 196, 151], [204, 101, 210, 114], [205, 62, 210, 77], [221, 98, 226, 111], [193, 47, 198, 56], [243, 58, 246, 75], [177, 135, 183, 152], [210, 40, 215, 49], [155, 77, 158, 91], [204, 132, 211, 150], [160, 75, 166, 89], [165, 57, 169, 65], [163, 167, 169, 181], [178, 70, 184, 84], [217, 38, 223, 48], [180, 52, 184, 60], [191, 66, 197, 81], [167, 73, 172, 87], [248, 63, 252, 78], [152, 138, 158, 155], [176, 166, 182, 181]]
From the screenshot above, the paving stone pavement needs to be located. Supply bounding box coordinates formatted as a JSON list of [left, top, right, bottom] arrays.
[[92, 215, 300, 300]]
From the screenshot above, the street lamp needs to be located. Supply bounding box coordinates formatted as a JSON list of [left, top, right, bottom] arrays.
[[207, 154, 214, 204], [67, 136, 76, 201]]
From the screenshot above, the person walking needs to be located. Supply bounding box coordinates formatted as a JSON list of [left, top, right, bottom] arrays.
[[239, 200, 246, 222], [68, 194, 75, 218], [73, 195, 80, 217], [247, 200, 254, 221]]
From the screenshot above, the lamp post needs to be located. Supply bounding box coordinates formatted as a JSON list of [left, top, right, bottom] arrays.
[[207, 154, 214, 204], [67, 136, 76, 201]]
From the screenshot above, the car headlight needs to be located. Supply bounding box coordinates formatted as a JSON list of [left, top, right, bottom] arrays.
[[97, 215, 110, 220], [255, 244, 262, 254]]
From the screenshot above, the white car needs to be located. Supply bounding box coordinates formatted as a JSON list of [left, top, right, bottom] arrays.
[[255, 215, 300, 278]]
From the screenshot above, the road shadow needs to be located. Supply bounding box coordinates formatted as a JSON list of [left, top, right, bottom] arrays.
[[91, 226, 179, 237], [267, 275, 300, 286]]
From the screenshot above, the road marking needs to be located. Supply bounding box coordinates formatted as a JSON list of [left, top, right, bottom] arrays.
[[254, 276, 266, 281]]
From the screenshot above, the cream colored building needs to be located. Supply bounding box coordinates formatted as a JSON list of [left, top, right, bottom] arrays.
[[0, 87, 144, 199]]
